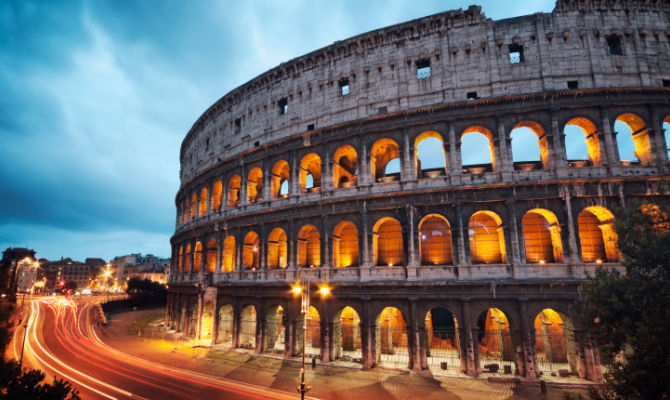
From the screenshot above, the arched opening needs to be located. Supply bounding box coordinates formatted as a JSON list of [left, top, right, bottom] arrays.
[[419, 214, 453, 265], [190, 192, 197, 221], [246, 167, 263, 204], [265, 305, 285, 354], [461, 126, 496, 173], [511, 121, 548, 170], [211, 180, 223, 212], [522, 209, 564, 263], [578, 206, 618, 262], [373, 217, 404, 266], [217, 304, 234, 347], [534, 309, 575, 376], [664, 117, 670, 159], [267, 228, 287, 269], [193, 241, 202, 273], [299, 153, 322, 193], [201, 301, 214, 340], [468, 211, 506, 264], [333, 221, 359, 268], [333, 145, 359, 188], [222, 236, 236, 273], [371, 138, 401, 183], [333, 306, 362, 363], [178, 246, 184, 275], [271, 160, 290, 198], [297, 225, 320, 268], [564, 118, 601, 167], [425, 307, 461, 373], [414, 131, 446, 178], [477, 308, 514, 375], [184, 244, 192, 273], [615, 113, 652, 165], [242, 232, 260, 270], [227, 175, 241, 208], [296, 306, 321, 359], [239, 305, 257, 349], [375, 307, 408, 369], [206, 238, 217, 272], [187, 301, 198, 337], [199, 187, 208, 217]]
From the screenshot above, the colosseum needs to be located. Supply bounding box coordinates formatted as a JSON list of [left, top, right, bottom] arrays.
[[167, 0, 670, 381]]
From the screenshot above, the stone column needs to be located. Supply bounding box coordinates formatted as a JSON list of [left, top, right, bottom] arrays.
[[401, 128, 414, 182], [563, 188, 580, 263], [288, 219, 297, 269], [256, 311, 265, 354], [211, 295, 220, 346], [290, 152, 300, 196], [321, 216, 331, 269], [650, 107, 669, 164], [551, 111, 568, 169], [407, 205, 418, 268], [359, 142, 370, 187], [455, 204, 467, 266], [195, 292, 204, 340], [459, 300, 477, 376], [206, 182, 212, 216], [323, 151, 333, 192], [506, 200, 522, 265], [600, 108, 620, 167], [361, 298, 375, 369], [232, 301, 240, 348], [409, 300, 423, 371], [263, 163, 271, 201], [496, 118, 512, 173], [221, 177, 228, 212], [518, 300, 537, 379], [448, 123, 462, 175], [215, 233, 223, 274]]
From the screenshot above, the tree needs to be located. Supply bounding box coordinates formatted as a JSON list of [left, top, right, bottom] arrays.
[[577, 203, 670, 400], [125, 277, 167, 305]]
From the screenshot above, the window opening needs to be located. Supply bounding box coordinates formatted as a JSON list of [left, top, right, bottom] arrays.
[[307, 124, 315, 131], [606, 35, 622, 55], [567, 80, 579, 89], [278, 97, 288, 115], [509, 44, 524, 64], [416, 59, 431, 79], [339, 78, 350, 96], [378, 106, 388, 114], [663, 79, 670, 87], [234, 118, 241, 134], [467, 92, 478, 100]]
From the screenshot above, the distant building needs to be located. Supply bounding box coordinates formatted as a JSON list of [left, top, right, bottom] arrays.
[[125, 254, 170, 285], [43, 258, 92, 290], [1, 248, 36, 299]]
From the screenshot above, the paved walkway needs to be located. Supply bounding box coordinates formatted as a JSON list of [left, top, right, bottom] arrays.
[[100, 309, 592, 400]]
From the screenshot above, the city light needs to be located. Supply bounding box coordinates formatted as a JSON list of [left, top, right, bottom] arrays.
[[319, 284, 330, 297], [292, 284, 302, 295]]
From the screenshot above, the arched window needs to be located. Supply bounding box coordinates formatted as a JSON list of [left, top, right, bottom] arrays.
[[271, 160, 290, 198], [333, 306, 362, 362], [199, 188, 208, 217], [468, 211, 506, 264], [414, 131, 446, 178], [227, 174, 241, 208], [461, 126, 496, 173], [297, 225, 320, 267], [376, 307, 408, 369], [193, 241, 202, 273], [419, 214, 453, 265], [477, 308, 514, 372], [211, 180, 223, 212], [267, 228, 287, 269], [564, 117, 601, 166], [300, 153, 321, 193], [189, 192, 197, 221], [333, 221, 359, 268], [222, 236, 236, 273], [242, 232, 259, 270], [578, 206, 618, 262], [333, 145, 359, 188], [178, 246, 183, 274], [534, 309, 570, 375], [373, 217, 404, 266], [247, 167, 263, 204], [510, 121, 548, 170], [206, 238, 217, 272], [371, 138, 400, 182], [615, 113, 652, 165], [522, 209, 563, 263], [184, 244, 192, 273]]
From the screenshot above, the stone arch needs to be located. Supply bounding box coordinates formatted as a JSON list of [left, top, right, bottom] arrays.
[[419, 214, 453, 265], [211, 180, 223, 212], [333, 145, 359, 188], [222, 235, 236, 272], [242, 231, 260, 270], [296, 306, 321, 359], [375, 307, 408, 369], [201, 300, 214, 339], [425, 307, 461, 373], [247, 167, 263, 204], [615, 113, 652, 165], [206, 237, 217, 272], [227, 174, 241, 208], [184, 244, 192, 273], [371, 138, 400, 182], [265, 305, 286, 354], [333, 221, 359, 268], [578, 206, 618, 262], [461, 126, 496, 172], [299, 153, 322, 193], [177, 245, 184, 274], [297, 225, 321, 267], [217, 304, 234, 347], [198, 187, 208, 217], [190, 192, 197, 221], [468, 211, 506, 264], [271, 160, 290, 198], [373, 217, 404, 266], [193, 241, 202, 273], [477, 308, 515, 375], [414, 131, 446, 178], [522, 209, 564, 263], [239, 304, 257, 349], [533, 308, 577, 376], [663, 116, 670, 159], [511, 121, 549, 170], [332, 306, 362, 363], [267, 228, 287, 269], [564, 117, 602, 166]]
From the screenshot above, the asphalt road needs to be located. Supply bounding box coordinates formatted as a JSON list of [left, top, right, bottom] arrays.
[[10, 297, 305, 400]]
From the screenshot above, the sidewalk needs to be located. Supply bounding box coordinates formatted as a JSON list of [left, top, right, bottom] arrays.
[[100, 308, 592, 400]]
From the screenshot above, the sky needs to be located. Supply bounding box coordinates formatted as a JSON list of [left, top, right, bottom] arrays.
[[0, 0, 574, 262]]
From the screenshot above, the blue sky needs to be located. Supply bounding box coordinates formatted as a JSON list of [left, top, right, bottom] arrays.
[[0, 0, 569, 261]]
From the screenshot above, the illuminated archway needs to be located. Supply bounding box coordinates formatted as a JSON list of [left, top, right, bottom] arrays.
[[333, 221, 359, 268], [511, 121, 549, 169], [461, 126, 496, 172], [414, 131, 446, 178], [534, 309, 573, 375], [217, 304, 234, 347], [468, 211, 506, 264], [333, 306, 362, 363], [199, 187, 208, 217], [227, 174, 241, 208], [211, 180, 222, 212], [373, 217, 404, 266], [297, 225, 320, 267], [296, 306, 321, 358], [564, 118, 601, 166], [299, 153, 322, 193], [206, 238, 217, 272], [247, 167, 263, 204], [178, 246, 184, 274], [265, 305, 285, 353], [271, 160, 290, 198], [371, 138, 400, 182], [333, 145, 359, 188], [477, 308, 514, 374], [615, 113, 652, 165], [578, 206, 618, 262], [184, 244, 192, 273], [267, 228, 287, 269], [242, 232, 260, 270], [425, 308, 461, 373], [419, 214, 453, 265], [522, 209, 563, 263], [190, 192, 197, 221], [376, 307, 408, 368], [193, 241, 202, 273], [239, 305, 257, 349], [222, 236, 236, 273]]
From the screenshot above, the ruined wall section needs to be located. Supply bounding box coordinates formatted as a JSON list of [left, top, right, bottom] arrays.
[[179, 3, 670, 185]]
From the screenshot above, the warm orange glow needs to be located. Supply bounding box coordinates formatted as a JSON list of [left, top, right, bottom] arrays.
[[534, 309, 568, 363], [297, 225, 320, 267], [211, 180, 223, 212], [299, 153, 322, 192], [242, 232, 259, 270], [319, 284, 330, 297], [371, 138, 400, 181], [189, 192, 197, 221], [193, 241, 202, 273], [267, 228, 287, 269], [373, 217, 404, 266], [292, 284, 302, 295], [616, 113, 652, 165], [513, 121, 549, 169], [522, 210, 563, 263], [578, 206, 618, 262], [222, 236, 235, 272], [271, 160, 290, 198], [198, 187, 208, 217], [184, 244, 192, 273], [333, 145, 359, 188], [206, 238, 217, 272], [469, 211, 506, 264], [419, 214, 453, 265], [414, 131, 446, 175], [227, 174, 241, 208], [565, 117, 602, 165], [246, 167, 263, 204], [333, 221, 359, 268]]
